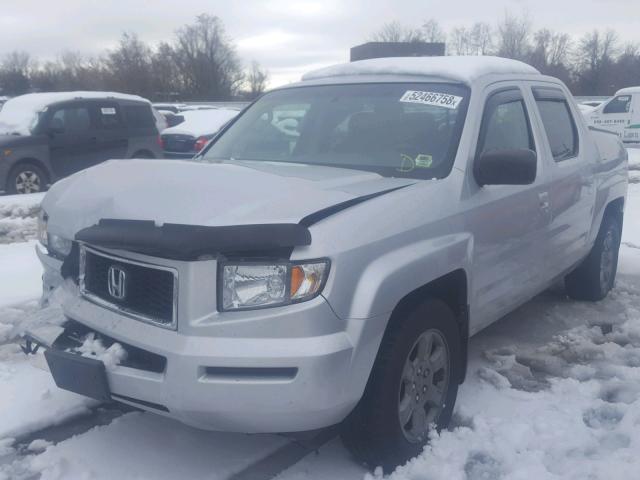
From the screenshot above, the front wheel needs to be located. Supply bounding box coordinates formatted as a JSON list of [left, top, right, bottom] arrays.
[[340, 299, 462, 472], [7, 162, 49, 194], [565, 213, 621, 301]]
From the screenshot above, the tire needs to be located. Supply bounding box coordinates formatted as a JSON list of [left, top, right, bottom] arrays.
[[7, 162, 49, 195], [340, 299, 462, 472], [565, 213, 621, 301]]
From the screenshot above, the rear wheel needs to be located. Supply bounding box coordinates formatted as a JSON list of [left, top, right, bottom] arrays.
[[340, 299, 462, 472], [7, 162, 49, 194], [565, 213, 621, 301]]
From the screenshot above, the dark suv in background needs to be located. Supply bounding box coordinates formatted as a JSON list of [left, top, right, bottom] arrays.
[[0, 92, 162, 194]]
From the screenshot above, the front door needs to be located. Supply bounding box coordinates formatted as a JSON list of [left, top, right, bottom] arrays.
[[466, 86, 551, 331]]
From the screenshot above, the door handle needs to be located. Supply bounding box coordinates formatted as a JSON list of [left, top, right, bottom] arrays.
[[538, 192, 550, 211]]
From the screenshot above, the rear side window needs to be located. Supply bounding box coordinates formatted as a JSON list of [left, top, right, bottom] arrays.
[[533, 88, 578, 162], [96, 104, 123, 129], [123, 105, 155, 128], [535, 100, 578, 161], [603, 95, 632, 114], [478, 90, 534, 155]]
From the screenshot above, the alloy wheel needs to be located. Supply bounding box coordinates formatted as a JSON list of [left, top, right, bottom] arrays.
[[15, 170, 42, 194], [398, 329, 450, 443]]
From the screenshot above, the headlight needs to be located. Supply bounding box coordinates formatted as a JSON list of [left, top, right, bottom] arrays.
[[220, 259, 329, 311], [38, 209, 72, 258], [48, 233, 73, 258]]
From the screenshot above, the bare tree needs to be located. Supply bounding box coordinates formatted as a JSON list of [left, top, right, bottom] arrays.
[[151, 42, 182, 100], [422, 19, 445, 43], [105, 32, 154, 97], [574, 29, 619, 94], [496, 12, 531, 60], [0, 51, 32, 95], [449, 26, 473, 56], [172, 14, 244, 100], [370, 21, 424, 43], [245, 61, 268, 99], [529, 29, 571, 70], [470, 22, 493, 55]]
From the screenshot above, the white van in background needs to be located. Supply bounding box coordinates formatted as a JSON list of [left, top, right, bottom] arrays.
[[586, 86, 640, 143]]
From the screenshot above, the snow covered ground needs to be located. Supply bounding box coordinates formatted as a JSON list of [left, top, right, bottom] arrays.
[[1, 151, 640, 479]]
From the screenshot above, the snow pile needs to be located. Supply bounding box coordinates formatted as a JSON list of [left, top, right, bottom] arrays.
[[0, 91, 150, 135], [302, 56, 540, 85], [0, 193, 43, 244], [364, 280, 640, 480], [72, 333, 127, 369], [161, 108, 239, 138]]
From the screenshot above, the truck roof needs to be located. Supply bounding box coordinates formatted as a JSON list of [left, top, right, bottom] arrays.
[[302, 56, 541, 85]]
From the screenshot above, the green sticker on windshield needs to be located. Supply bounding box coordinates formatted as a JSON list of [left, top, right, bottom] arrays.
[[414, 154, 433, 168]]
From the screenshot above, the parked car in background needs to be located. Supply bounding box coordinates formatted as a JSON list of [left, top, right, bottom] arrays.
[[151, 103, 186, 114], [29, 57, 627, 471], [151, 107, 168, 132], [0, 91, 162, 194], [585, 87, 640, 143], [161, 108, 239, 158], [156, 110, 185, 128]]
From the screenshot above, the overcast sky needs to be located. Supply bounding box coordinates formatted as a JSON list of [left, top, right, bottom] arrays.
[[0, 0, 637, 87]]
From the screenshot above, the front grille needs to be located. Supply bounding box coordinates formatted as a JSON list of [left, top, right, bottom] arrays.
[[80, 246, 177, 328], [161, 134, 196, 153]]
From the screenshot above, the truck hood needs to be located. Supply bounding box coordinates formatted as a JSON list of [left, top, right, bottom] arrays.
[[43, 159, 415, 240]]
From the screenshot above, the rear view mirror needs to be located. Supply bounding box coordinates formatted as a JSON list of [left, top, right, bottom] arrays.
[[474, 149, 537, 186]]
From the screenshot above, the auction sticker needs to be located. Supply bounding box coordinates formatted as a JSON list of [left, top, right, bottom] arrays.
[[400, 90, 463, 109]]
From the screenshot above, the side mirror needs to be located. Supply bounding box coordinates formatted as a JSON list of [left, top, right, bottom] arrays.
[[474, 149, 537, 186]]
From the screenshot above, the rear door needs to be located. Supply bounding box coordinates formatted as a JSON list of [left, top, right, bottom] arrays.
[[47, 101, 97, 177], [467, 86, 552, 330], [90, 101, 129, 164], [529, 85, 595, 273]]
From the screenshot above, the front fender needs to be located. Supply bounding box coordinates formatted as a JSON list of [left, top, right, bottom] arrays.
[[327, 232, 473, 320]]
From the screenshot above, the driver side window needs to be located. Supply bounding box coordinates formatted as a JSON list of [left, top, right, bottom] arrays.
[[478, 90, 535, 156]]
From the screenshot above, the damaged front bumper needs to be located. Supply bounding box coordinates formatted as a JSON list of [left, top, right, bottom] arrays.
[[27, 249, 384, 433]]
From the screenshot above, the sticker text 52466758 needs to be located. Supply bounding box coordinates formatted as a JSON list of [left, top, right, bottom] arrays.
[[399, 91, 463, 110]]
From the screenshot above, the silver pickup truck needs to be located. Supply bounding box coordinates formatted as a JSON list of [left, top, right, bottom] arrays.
[[30, 56, 627, 470]]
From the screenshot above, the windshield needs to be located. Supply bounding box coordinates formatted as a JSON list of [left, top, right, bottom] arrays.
[[0, 100, 41, 136], [200, 83, 469, 179]]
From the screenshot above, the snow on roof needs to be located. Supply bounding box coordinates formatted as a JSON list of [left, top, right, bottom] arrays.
[[0, 91, 149, 136], [161, 108, 239, 138], [302, 56, 540, 85], [616, 86, 640, 95]]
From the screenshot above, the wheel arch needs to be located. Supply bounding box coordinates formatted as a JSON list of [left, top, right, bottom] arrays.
[[604, 196, 624, 231], [385, 269, 470, 384]]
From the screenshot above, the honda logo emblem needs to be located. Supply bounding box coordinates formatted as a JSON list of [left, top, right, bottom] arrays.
[[107, 265, 127, 300]]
